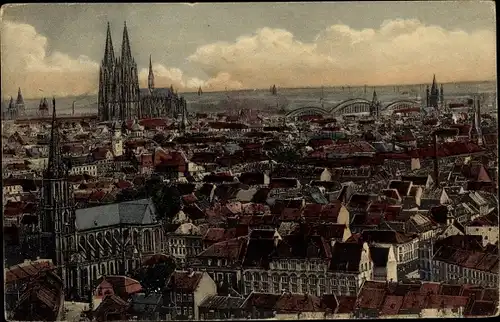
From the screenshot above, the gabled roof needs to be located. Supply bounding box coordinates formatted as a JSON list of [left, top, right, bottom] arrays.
[[75, 198, 158, 231], [166, 271, 204, 292]]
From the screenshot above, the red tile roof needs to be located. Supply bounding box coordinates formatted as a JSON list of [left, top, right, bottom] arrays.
[[5, 259, 56, 283], [167, 271, 204, 292]]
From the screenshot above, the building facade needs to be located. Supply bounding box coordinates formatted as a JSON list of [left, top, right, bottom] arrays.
[[22, 99, 165, 301]]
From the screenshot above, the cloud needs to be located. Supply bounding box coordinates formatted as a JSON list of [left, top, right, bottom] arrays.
[[137, 63, 243, 92], [2, 19, 496, 98], [1, 21, 100, 99], [188, 19, 496, 88]]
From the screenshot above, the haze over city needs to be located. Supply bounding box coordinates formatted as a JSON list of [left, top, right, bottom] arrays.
[[1, 2, 496, 99]]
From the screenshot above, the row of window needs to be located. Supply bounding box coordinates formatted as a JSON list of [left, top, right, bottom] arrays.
[[174, 293, 193, 302], [244, 281, 358, 296], [269, 260, 326, 272], [244, 272, 357, 287]]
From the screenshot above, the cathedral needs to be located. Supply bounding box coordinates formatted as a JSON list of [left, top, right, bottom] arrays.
[[98, 22, 187, 122], [3, 88, 25, 120], [426, 74, 444, 109], [23, 98, 165, 300]]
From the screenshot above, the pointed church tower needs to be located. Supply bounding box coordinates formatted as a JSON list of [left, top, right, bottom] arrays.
[[426, 85, 430, 107], [15, 87, 25, 116], [429, 74, 439, 109], [440, 84, 444, 108], [98, 22, 116, 122], [121, 21, 133, 62], [148, 55, 155, 93], [38, 97, 75, 285], [370, 89, 381, 118], [104, 22, 115, 65], [119, 21, 140, 121], [16, 87, 24, 105]]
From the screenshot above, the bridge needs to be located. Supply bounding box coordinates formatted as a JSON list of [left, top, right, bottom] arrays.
[[285, 98, 420, 118]]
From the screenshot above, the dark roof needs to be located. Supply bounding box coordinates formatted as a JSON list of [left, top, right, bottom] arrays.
[[242, 230, 276, 268], [329, 242, 364, 272], [199, 295, 245, 310], [242, 292, 281, 310], [272, 234, 331, 259], [362, 230, 416, 244], [370, 247, 390, 267], [166, 271, 204, 292]]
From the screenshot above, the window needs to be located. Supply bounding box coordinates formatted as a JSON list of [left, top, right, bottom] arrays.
[[176, 294, 181, 302], [187, 294, 193, 301], [272, 275, 279, 283], [262, 273, 268, 282], [290, 261, 296, 270], [262, 282, 269, 292]]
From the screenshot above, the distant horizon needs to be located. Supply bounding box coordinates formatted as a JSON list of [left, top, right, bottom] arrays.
[[5, 78, 496, 101]]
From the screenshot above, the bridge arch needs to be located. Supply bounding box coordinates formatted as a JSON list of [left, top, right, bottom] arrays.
[[286, 106, 329, 118], [330, 98, 372, 116], [383, 99, 420, 112], [286, 98, 421, 118]]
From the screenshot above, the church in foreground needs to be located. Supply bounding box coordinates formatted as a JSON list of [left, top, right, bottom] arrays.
[[98, 22, 187, 122]]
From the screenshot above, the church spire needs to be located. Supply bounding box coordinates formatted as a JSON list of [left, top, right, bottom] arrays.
[[16, 87, 24, 105], [104, 22, 115, 64], [46, 97, 64, 179], [148, 55, 155, 92], [121, 21, 132, 61], [371, 89, 378, 103], [9, 96, 14, 109], [431, 74, 438, 93]]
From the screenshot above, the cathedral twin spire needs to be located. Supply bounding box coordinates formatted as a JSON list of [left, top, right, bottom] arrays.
[[103, 21, 133, 64]]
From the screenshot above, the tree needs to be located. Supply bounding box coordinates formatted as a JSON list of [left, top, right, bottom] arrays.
[[269, 146, 301, 165], [151, 184, 182, 222]]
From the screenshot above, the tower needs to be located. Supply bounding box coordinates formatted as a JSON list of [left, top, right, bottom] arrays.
[[119, 21, 140, 121], [428, 74, 439, 109], [15, 87, 25, 116], [111, 121, 123, 157], [426, 85, 430, 107], [38, 97, 75, 285], [7, 96, 15, 119], [98, 22, 116, 122], [98, 22, 140, 122], [148, 55, 155, 93], [370, 89, 380, 118], [440, 84, 444, 108]]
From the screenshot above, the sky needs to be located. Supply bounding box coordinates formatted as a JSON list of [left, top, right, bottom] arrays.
[[1, 2, 496, 99]]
